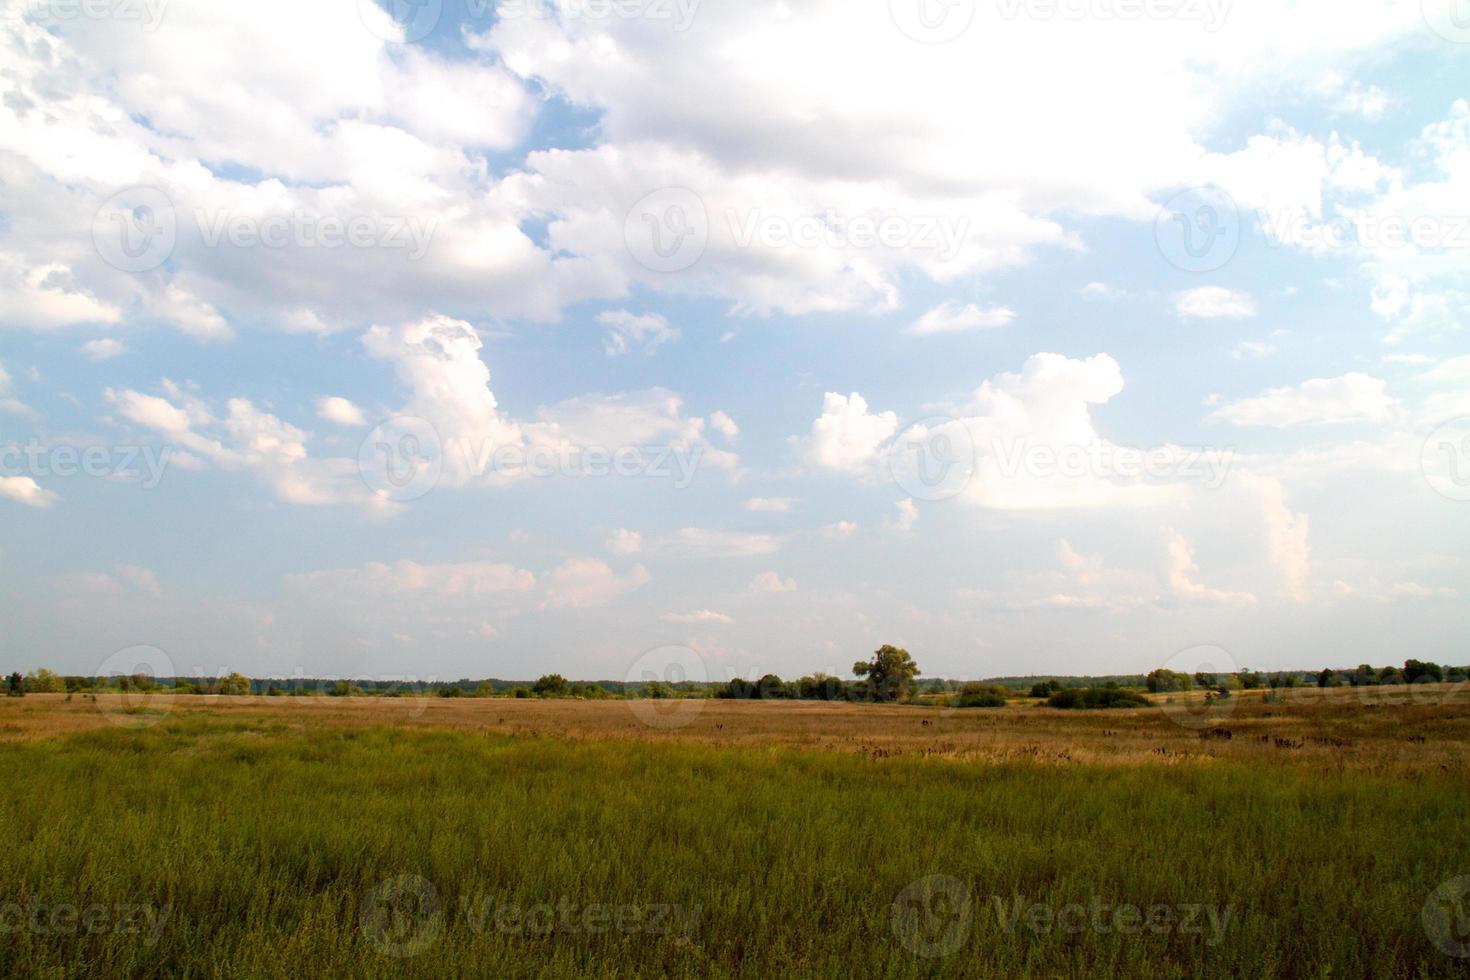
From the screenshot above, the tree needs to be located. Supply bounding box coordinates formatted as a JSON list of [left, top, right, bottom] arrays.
[[1317, 668, 1338, 689], [1236, 669, 1263, 690], [26, 668, 63, 693], [852, 645, 920, 702], [1404, 659, 1444, 684], [1029, 680, 1062, 698], [1146, 669, 1191, 693], [533, 674, 569, 697], [6, 672, 23, 697], [219, 673, 251, 696]]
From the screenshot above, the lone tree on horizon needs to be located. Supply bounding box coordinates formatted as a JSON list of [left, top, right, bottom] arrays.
[[853, 645, 920, 702]]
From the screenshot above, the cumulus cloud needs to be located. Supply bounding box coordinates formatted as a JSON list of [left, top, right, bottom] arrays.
[[1212, 373, 1396, 427], [906, 301, 1015, 335], [598, 310, 679, 356], [749, 571, 797, 593], [1176, 287, 1257, 319], [662, 609, 735, 624], [80, 338, 127, 361], [543, 559, 650, 609], [1165, 531, 1258, 606], [316, 397, 365, 426], [0, 476, 58, 508], [800, 393, 898, 474]]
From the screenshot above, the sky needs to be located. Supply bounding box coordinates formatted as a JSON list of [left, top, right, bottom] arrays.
[[1, 0, 1468, 685]]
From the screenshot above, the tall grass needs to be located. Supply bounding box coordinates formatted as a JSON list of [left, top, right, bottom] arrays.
[[0, 714, 1465, 977]]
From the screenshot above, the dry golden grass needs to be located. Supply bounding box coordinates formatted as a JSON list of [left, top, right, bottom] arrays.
[[6, 683, 1468, 775]]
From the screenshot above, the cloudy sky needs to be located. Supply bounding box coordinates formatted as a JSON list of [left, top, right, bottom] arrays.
[[1, 0, 1468, 683]]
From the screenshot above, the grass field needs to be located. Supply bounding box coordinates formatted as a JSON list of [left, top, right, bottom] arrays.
[[2, 690, 1469, 977]]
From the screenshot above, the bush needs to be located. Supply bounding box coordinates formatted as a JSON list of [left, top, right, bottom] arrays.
[[1145, 669, 1191, 693], [1047, 687, 1150, 710], [1029, 680, 1062, 698], [955, 683, 1008, 708], [533, 674, 569, 697], [25, 668, 63, 694]]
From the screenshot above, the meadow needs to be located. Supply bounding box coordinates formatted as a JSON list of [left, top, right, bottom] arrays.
[[1, 689, 1468, 977]]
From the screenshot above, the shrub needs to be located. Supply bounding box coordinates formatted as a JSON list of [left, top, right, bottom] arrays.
[[1146, 669, 1191, 693], [955, 683, 1008, 708], [1029, 680, 1062, 698], [533, 674, 569, 697], [25, 668, 63, 694], [1047, 687, 1150, 710]]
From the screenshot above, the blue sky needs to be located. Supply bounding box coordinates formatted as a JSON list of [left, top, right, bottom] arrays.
[[1, 0, 1468, 684]]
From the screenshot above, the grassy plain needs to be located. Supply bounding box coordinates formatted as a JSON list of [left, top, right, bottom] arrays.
[[1, 689, 1468, 977]]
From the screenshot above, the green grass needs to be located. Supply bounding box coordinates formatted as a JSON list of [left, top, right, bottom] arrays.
[[0, 714, 1466, 977]]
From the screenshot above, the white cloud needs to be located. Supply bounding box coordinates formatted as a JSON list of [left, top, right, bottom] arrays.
[[606, 528, 643, 555], [597, 310, 680, 356], [662, 609, 735, 624], [1213, 373, 1396, 427], [0, 360, 32, 416], [800, 392, 898, 474], [745, 497, 795, 513], [749, 571, 797, 593], [543, 559, 649, 609], [655, 528, 783, 558], [1247, 476, 1312, 603], [1176, 287, 1257, 320], [286, 560, 536, 597], [890, 498, 919, 531], [80, 338, 127, 361], [316, 396, 365, 426], [1165, 530, 1257, 606], [0, 476, 58, 508], [906, 301, 1015, 335], [708, 411, 739, 441]]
